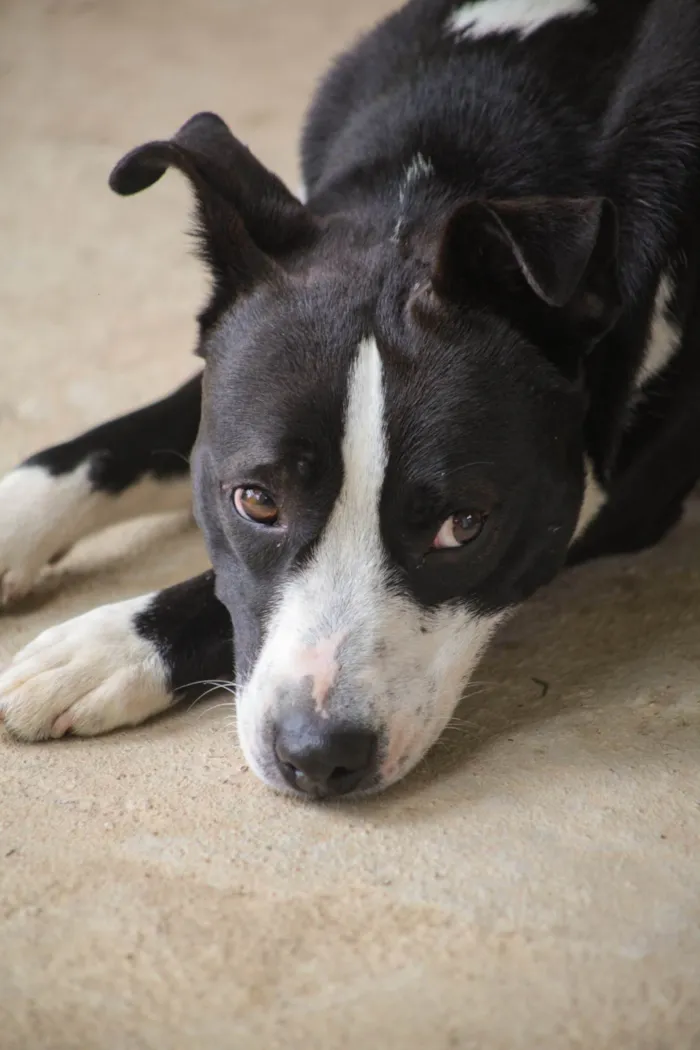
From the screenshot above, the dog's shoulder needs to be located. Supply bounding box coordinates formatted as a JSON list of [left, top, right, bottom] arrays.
[[301, 0, 664, 191]]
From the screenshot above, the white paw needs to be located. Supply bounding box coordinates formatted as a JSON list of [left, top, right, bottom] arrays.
[[0, 595, 171, 741], [0, 461, 193, 606], [0, 463, 98, 605]]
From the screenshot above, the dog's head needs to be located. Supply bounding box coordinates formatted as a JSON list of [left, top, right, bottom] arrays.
[[111, 113, 620, 798]]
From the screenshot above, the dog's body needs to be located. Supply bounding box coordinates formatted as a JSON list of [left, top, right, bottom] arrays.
[[1, 0, 699, 798]]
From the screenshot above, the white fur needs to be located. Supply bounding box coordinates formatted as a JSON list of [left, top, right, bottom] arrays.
[[0, 462, 191, 605], [574, 274, 681, 541], [402, 153, 434, 186], [573, 455, 607, 542], [636, 273, 681, 388], [0, 594, 171, 741], [447, 0, 593, 40], [394, 152, 434, 241], [237, 337, 505, 791]]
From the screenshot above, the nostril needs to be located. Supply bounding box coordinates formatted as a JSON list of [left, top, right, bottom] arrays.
[[329, 766, 352, 780], [274, 711, 377, 798], [281, 764, 320, 796]]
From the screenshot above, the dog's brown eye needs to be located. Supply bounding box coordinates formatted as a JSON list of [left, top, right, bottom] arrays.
[[233, 486, 279, 526], [432, 510, 486, 550]]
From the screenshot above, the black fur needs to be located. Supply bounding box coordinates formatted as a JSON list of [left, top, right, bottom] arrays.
[[25, 375, 201, 493], [11, 0, 700, 747], [134, 571, 232, 693]]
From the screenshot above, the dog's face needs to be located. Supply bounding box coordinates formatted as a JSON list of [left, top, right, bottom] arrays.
[[111, 113, 619, 798], [192, 266, 586, 796]]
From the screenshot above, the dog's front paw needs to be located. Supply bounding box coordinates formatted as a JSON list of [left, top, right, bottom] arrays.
[[0, 463, 99, 606], [0, 596, 172, 740]]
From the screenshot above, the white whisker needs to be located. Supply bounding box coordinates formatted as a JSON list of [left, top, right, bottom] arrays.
[[194, 700, 238, 722]]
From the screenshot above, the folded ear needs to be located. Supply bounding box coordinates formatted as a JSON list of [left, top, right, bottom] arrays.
[[109, 112, 316, 324], [433, 196, 622, 341]]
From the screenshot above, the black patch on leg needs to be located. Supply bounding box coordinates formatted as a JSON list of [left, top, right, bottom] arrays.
[[134, 570, 234, 693], [25, 373, 202, 494]]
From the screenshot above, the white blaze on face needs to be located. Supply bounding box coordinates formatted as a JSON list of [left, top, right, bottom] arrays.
[[237, 337, 506, 791], [446, 0, 594, 41]]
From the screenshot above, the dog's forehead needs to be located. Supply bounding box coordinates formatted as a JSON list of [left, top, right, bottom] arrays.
[[203, 267, 535, 474], [204, 278, 366, 455]]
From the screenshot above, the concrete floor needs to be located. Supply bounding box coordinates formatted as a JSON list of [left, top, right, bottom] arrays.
[[1, 1, 700, 1047]]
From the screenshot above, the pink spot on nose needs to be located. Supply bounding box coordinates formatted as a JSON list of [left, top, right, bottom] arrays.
[[296, 631, 346, 715]]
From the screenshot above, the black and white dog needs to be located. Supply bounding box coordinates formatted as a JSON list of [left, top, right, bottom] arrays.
[[1, 0, 699, 799]]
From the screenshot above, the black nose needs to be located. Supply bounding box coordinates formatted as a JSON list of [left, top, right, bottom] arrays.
[[274, 711, 377, 798]]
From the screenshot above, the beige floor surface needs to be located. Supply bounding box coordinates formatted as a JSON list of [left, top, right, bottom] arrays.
[[1, 2, 700, 1048]]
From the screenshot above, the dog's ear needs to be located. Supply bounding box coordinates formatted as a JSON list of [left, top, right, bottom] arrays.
[[432, 196, 622, 340], [109, 112, 316, 324]]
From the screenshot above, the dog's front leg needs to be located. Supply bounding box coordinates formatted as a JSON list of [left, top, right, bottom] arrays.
[[0, 570, 232, 740], [0, 374, 201, 605]]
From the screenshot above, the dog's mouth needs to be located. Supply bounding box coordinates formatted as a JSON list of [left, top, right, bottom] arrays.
[[230, 603, 507, 799], [233, 670, 467, 801]]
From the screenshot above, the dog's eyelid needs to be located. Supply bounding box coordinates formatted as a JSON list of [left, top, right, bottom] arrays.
[[218, 465, 278, 492], [403, 480, 497, 522]]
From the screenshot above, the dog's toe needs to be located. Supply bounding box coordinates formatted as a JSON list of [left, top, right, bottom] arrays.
[[0, 568, 37, 607]]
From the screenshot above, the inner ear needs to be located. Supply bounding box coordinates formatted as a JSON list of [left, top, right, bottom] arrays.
[[433, 196, 622, 340], [109, 112, 318, 316]]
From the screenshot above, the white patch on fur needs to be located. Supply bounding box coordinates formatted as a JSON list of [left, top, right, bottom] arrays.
[[447, 0, 593, 40], [636, 274, 681, 388], [0, 595, 171, 741], [573, 455, 607, 541], [236, 337, 505, 792], [402, 153, 434, 187], [575, 274, 680, 542], [297, 181, 308, 204], [0, 462, 191, 604], [394, 152, 435, 241]]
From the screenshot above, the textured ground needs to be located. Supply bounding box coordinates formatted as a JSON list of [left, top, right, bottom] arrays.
[[1, 1, 699, 1048]]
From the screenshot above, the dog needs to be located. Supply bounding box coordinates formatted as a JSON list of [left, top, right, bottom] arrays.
[[1, 0, 699, 800]]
